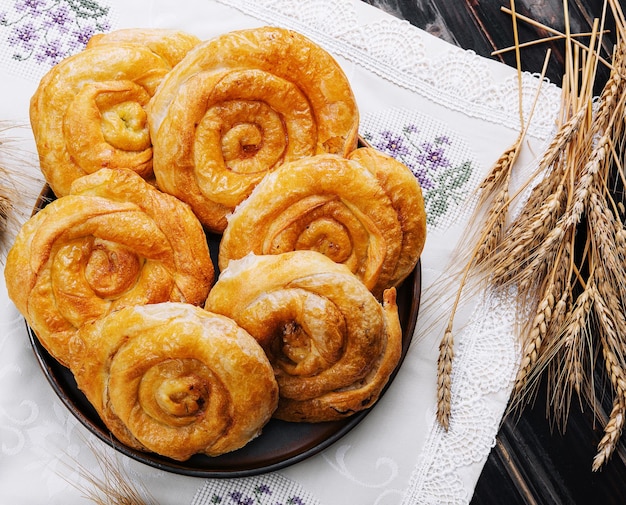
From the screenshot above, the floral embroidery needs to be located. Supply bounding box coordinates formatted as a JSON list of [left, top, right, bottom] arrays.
[[0, 0, 111, 67], [208, 483, 307, 505], [363, 125, 474, 226]]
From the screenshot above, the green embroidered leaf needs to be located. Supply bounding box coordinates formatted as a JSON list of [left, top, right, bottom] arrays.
[[65, 0, 110, 20]]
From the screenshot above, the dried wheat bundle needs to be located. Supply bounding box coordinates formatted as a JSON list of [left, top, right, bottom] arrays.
[[0, 124, 18, 243], [60, 436, 160, 505], [436, 0, 548, 430], [437, 0, 626, 470], [0, 121, 42, 260], [498, 1, 626, 471]]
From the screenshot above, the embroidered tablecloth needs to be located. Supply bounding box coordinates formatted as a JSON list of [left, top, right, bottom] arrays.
[[0, 0, 562, 503]]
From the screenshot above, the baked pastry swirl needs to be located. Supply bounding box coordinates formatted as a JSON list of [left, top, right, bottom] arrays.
[[70, 302, 278, 460], [205, 251, 402, 422], [348, 147, 427, 289], [4, 168, 214, 366], [218, 150, 425, 297], [30, 28, 200, 197], [148, 26, 359, 232]]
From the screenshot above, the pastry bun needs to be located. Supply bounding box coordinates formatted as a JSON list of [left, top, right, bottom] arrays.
[[148, 26, 359, 232], [4, 168, 214, 366], [71, 302, 278, 460], [30, 28, 200, 196], [206, 251, 402, 422], [219, 151, 425, 297]]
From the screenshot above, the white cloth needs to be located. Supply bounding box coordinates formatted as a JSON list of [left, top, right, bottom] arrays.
[[0, 0, 562, 504]]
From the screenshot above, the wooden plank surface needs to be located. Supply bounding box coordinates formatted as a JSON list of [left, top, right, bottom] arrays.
[[360, 1, 626, 503]]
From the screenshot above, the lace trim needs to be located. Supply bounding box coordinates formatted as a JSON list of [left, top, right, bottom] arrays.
[[403, 287, 520, 504], [216, 0, 561, 142]]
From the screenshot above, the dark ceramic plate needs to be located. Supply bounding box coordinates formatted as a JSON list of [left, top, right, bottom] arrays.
[[27, 184, 422, 478]]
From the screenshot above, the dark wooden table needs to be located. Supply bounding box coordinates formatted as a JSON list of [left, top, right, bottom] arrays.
[[360, 1, 626, 504]]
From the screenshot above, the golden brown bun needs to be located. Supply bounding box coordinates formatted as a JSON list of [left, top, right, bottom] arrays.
[[218, 152, 424, 297], [148, 26, 359, 232], [4, 168, 213, 366], [205, 251, 402, 422], [30, 28, 200, 197], [347, 147, 426, 287], [70, 302, 278, 460]]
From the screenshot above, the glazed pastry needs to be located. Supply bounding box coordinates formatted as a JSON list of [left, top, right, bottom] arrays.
[[70, 302, 278, 460], [148, 26, 359, 232], [218, 153, 423, 297], [4, 168, 214, 366], [30, 28, 200, 197], [348, 147, 426, 288], [205, 251, 402, 422]]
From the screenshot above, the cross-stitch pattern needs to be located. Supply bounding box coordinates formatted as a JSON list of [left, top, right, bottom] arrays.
[[192, 475, 321, 505], [0, 0, 114, 80], [361, 108, 480, 228]]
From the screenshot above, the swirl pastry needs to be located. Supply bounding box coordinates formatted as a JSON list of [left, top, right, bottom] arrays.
[[70, 302, 278, 460], [4, 168, 214, 366], [30, 28, 200, 197], [347, 147, 426, 288], [148, 26, 359, 232], [205, 251, 402, 422], [219, 151, 425, 297]]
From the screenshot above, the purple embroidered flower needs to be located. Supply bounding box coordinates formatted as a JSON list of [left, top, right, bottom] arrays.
[[287, 497, 305, 505], [8, 21, 38, 51], [415, 141, 451, 171], [15, 0, 45, 15], [228, 491, 254, 505], [1, 0, 113, 68], [256, 484, 272, 495], [68, 23, 96, 50], [375, 130, 411, 158], [44, 5, 71, 33], [35, 37, 65, 65], [410, 166, 434, 190]]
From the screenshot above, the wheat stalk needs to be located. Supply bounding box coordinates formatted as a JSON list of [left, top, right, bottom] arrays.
[[434, 0, 558, 428], [59, 436, 159, 505], [439, 0, 626, 471], [593, 396, 626, 471], [0, 130, 18, 244], [505, 0, 626, 470], [0, 121, 43, 259]]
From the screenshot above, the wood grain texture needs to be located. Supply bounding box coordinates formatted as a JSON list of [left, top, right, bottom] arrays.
[[361, 1, 626, 503]]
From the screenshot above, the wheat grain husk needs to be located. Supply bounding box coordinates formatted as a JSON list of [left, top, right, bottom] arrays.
[[437, 0, 626, 471]]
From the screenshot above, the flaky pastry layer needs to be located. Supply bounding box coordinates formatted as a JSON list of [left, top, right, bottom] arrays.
[[219, 151, 425, 298], [30, 28, 200, 197], [70, 302, 278, 460], [148, 26, 359, 232], [206, 251, 402, 422], [4, 168, 214, 366]]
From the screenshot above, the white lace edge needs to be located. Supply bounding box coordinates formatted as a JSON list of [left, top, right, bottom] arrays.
[[402, 285, 521, 504]]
